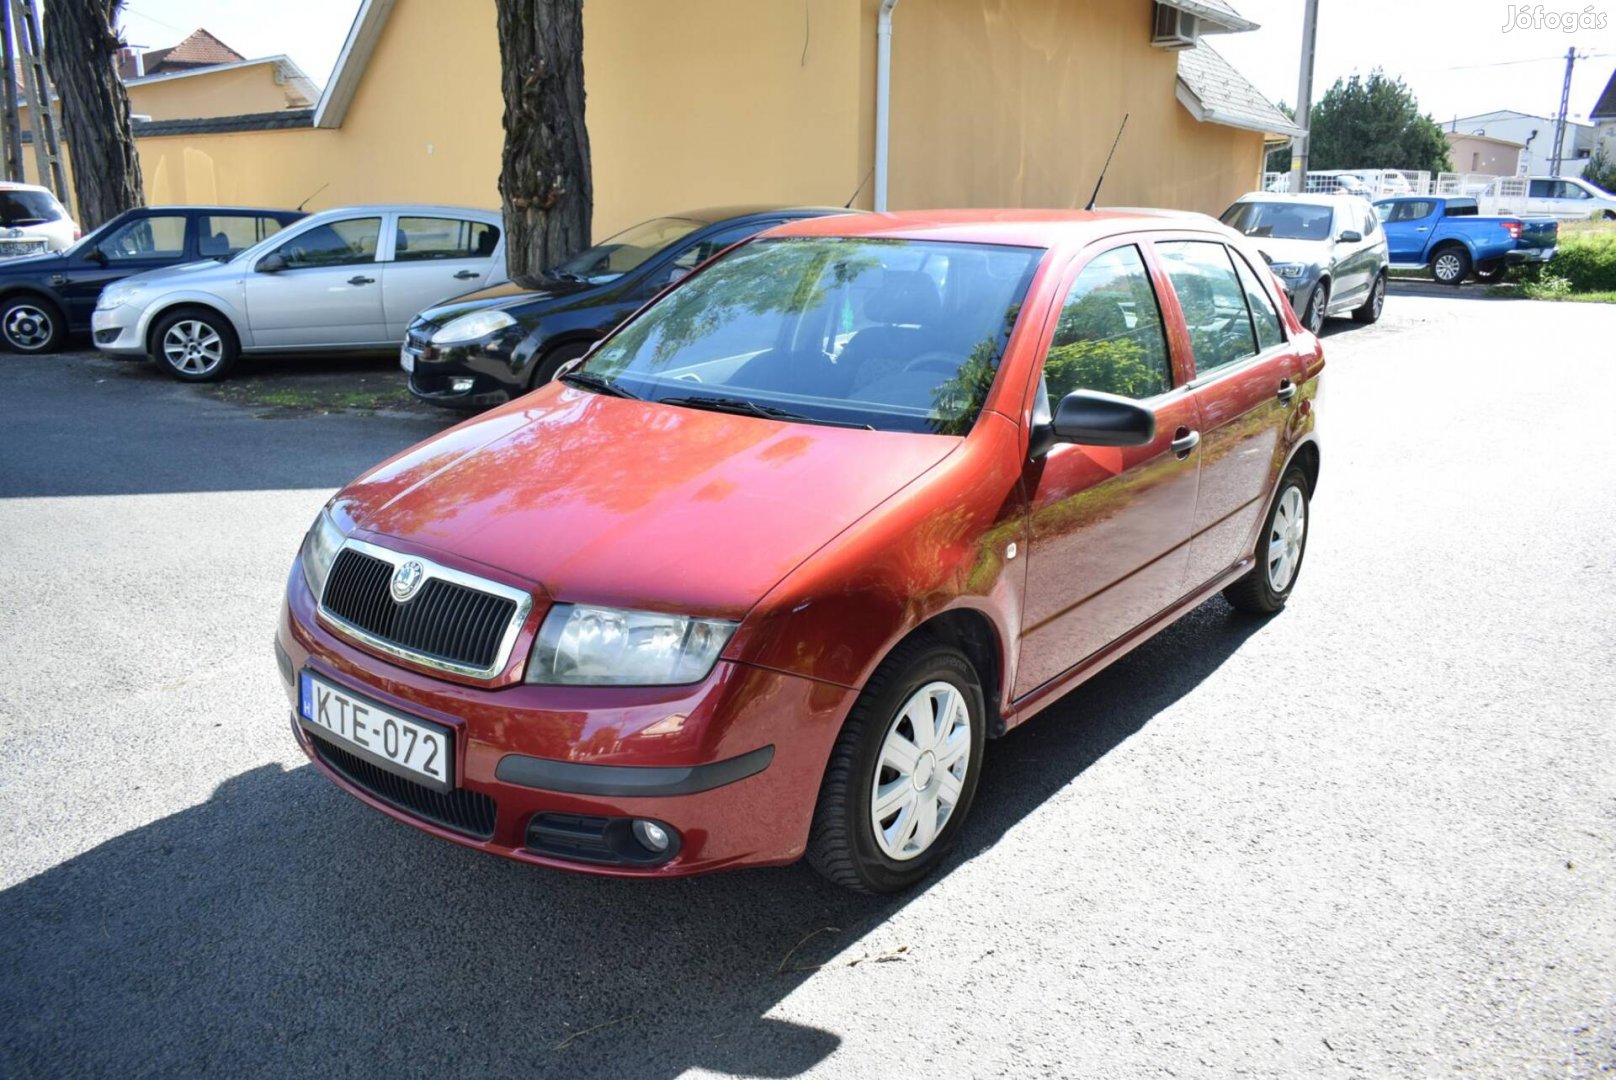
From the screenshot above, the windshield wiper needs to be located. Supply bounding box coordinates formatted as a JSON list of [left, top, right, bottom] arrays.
[[659, 394, 874, 430], [559, 370, 638, 399]]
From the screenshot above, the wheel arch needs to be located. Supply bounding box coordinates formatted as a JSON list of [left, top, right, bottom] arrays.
[[143, 300, 243, 357], [870, 606, 1008, 738], [1285, 436, 1321, 498]]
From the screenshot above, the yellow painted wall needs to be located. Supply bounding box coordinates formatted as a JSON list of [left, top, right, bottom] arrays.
[[887, 0, 1263, 215], [128, 63, 314, 120]]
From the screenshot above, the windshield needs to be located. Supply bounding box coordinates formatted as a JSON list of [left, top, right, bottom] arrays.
[[549, 217, 702, 284], [1221, 202, 1334, 242], [0, 190, 62, 227], [579, 237, 1044, 435]]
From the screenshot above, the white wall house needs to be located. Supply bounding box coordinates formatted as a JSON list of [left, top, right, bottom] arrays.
[[1446, 110, 1594, 177]]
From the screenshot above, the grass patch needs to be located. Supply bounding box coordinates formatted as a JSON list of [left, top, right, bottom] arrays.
[[203, 381, 417, 413]]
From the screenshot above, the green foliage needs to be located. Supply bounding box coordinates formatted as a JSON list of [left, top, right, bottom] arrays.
[[1582, 146, 1616, 193], [1514, 230, 1616, 293], [1043, 339, 1163, 403], [1308, 71, 1452, 174], [1265, 101, 1296, 174]]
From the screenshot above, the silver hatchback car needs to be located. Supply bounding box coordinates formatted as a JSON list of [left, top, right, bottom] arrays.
[[92, 204, 507, 381]]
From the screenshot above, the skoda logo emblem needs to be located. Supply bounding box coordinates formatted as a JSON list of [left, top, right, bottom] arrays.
[[390, 560, 425, 602]]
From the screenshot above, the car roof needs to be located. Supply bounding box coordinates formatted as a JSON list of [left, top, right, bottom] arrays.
[[656, 205, 860, 226], [1234, 192, 1364, 209], [762, 208, 1231, 248], [0, 181, 54, 194], [128, 205, 304, 215], [299, 204, 502, 222]]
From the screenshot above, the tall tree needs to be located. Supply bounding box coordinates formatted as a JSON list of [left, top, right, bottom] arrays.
[[495, 0, 591, 285], [1266, 102, 1296, 174], [42, 0, 143, 229], [1308, 71, 1452, 175]]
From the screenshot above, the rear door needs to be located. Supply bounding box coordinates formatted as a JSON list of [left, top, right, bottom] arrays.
[[1014, 242, 1202, 697], [195, 212, 292, 259], [58, 212, 192, 326], [241, 215, 387, 347], [379, 215, 504, 337], [1155, 239, 1298, 589]]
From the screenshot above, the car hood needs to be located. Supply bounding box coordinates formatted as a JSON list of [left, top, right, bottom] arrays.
[[116, 259, 240, 290], [1252, 237, 1332, 268], [333, 385, 958, 617], [0, 249, 66, 273], [413, 277, 595, 330]]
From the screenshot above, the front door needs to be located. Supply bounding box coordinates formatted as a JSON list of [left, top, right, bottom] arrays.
[[1380, 199, 1437, 263], [1155, 239, 1299, 588], [1014, 243, 1202, 698], [242, 215, 387, 348], [379, 215, 504, 338], [59, 212, 192, 326]]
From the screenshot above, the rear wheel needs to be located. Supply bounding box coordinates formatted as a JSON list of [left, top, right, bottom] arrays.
[[1352, 273, 1386, 323], [806, 638, 986, 894], [1223, 465, 1311, 615], [152, 309, 240, 382], [1431, 245, 1471, 286], [1472, 262, 1508, 284], [1, 296, 64, 353]]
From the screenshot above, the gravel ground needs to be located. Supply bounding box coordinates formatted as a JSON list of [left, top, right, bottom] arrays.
[[1, 291, 1613, 1078]]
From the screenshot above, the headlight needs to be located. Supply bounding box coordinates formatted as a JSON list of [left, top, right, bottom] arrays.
[[1270, 263, 1309, 279], [430, 309, 516, 345], [526, 604, 737, 686], [298, 509, 346, 602], [97, 283, 146, 310]]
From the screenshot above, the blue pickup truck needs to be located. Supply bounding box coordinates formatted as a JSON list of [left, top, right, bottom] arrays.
[[1372, 197, 1557, 285]]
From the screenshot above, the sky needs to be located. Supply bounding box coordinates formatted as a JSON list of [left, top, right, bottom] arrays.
[[116, 0, 1616, 129]]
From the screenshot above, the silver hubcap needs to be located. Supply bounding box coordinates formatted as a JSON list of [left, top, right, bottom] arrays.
[[1308, 289, 1326, 332], [162, 320, 224, 375], [871, 681, 971, 861], [4, 304, 52, 349], [1435, 254, 1461, 281], [1372, 279, 1384, 316], [1267, 485, 1306, 593]]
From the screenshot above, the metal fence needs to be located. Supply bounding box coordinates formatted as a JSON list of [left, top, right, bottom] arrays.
[[1259, 170, 1531, 212]]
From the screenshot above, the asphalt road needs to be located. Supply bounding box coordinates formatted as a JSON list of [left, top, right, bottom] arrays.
[[2, 293, 1613, 1079]]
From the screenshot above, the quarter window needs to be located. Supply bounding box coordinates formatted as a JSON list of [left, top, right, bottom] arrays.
[[274, 217, 382, 269], [1040, 245, 1172, 408], [1156, 240, 1259, 377], [394, 217, 500, 262], [1230, 251, 1284, 351], [97, 215, 187, 261]]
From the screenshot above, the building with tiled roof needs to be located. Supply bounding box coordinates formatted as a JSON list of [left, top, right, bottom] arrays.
[[117, 28, 244, 80]]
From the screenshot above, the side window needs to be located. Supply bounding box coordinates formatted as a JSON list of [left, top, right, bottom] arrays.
[[1560, 181, 1591, 200], [197, 214, 289, 258], [1529, 179, 1556, 198], [97, 215, 187, 261], [668, 222, 760, 277], [1156, 240, 1259, 377], [275, 217, 381, 269], [1040, 245, 1172, 410], [394, 217, 500, 262], [1362, 210, 1378, 236], [1230, 251, 1284, 351]]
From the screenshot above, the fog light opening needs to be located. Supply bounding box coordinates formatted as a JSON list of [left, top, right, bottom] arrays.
[[632, 818, 671, 854], [449, 376, 476, 393]]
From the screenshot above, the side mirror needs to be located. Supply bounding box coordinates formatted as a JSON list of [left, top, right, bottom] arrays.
[[1337, 230, 1363, 243], [1044, 389, 1156, 449], [256, 252, 287, 273], [85, 246, 107, 266]]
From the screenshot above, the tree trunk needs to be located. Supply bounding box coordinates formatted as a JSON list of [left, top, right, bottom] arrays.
[[42, 0, 142, 229], [494, 0, 591, 287]]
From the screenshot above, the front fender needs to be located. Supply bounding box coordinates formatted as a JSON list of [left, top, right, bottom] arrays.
[[139, 290, 249, 350]]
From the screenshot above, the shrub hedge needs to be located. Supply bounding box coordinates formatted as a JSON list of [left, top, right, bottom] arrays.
[[1518, 230, 1616, 292]]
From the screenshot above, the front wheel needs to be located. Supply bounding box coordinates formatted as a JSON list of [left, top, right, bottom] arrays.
[[1352, 274, 1386, 323], [528, 339, 591, 390], [1, 296, 65, 353], [1223, 465, 1310, 615], [1302, 281, 1329, 335], [806, 639, 986, 894], [152, 309, 240, 382], [1431, 246, 1471, 286]]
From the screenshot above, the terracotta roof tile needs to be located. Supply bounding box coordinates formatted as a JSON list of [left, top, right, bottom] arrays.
[[141, 28, 244, 74]]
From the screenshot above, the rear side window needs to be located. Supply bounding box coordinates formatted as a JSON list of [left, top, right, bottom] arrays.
[[394, 217, 500, 262], [0, 189, 62, 226], [276, 217, 381, 268], [1230, 251, 1284, 351], [197, 214, 289, 257], [1156, 240, 1258, 377], [1040, 245, 1172, 407], [98, 214, 187, 261]]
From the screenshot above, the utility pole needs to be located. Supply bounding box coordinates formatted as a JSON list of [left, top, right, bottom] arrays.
[[1550, 46, 1576, 177], [1288, 0, 1321, 194], [0, 4, 22, 182]]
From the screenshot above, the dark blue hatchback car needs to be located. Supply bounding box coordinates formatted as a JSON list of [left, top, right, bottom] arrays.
[[0, 204, 304, 353], [402, 205, 854, 408]]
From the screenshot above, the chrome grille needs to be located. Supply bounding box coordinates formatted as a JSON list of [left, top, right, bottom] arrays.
[[317, 539, 532, 678]]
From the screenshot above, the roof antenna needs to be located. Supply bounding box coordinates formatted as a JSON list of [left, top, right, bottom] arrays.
[[1085, 114, 1129, 212], [843, 167, 875, 209], [296, 182, 329, 212]]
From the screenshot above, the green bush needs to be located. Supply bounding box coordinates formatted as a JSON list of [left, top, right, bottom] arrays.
[[1517, 230, 1616, 293]]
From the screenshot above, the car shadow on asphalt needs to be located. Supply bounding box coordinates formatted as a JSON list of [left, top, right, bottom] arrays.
[[1, 598, 1267, 1079]]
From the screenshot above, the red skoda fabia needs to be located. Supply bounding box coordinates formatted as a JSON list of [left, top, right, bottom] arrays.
[[278, 210, 1323, 893]]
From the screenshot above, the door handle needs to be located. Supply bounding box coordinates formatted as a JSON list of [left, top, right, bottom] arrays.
[[1415, 226, 1430, 232], [1171, 427, 1200, 459], [1277, 380, 1298, 405], [453, 270, 480, 280], [347, 275, 375, 285]]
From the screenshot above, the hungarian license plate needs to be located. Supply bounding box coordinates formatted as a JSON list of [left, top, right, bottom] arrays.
[[299, 671, 452, 791], [399, 345, 416, 373]]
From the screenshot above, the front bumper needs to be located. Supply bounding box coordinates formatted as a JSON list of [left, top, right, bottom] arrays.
[[90, 305, 146, 355], [403, 330, 530, 409], [278, 562, 855, 877]]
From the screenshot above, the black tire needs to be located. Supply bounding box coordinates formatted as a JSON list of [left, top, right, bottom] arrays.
[[806, 638, 987, 894], [1604, 210, 1615, 222], [151, 308, 240, 382], [528, 339, 592, 390], [1302, 280, 1329, 335], [1223, 465, 1311, 615], [1351, 273, 1386, 324], [1472, 262, 1508, 285], [0, 295, 65, 353], [1430, 245, 1471, 286]]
